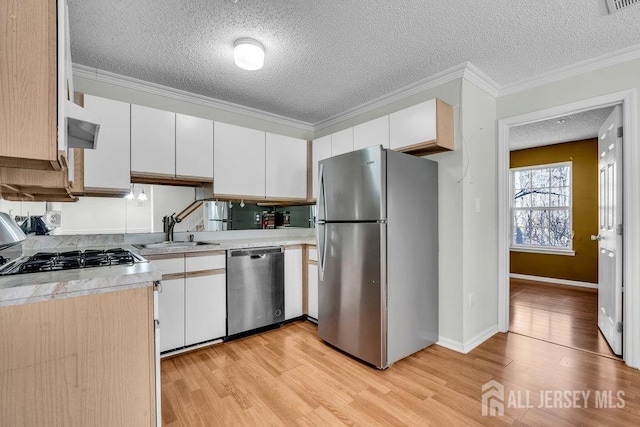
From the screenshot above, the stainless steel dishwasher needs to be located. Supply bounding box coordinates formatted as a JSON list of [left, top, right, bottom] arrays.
[[227, 246, 285, 336]]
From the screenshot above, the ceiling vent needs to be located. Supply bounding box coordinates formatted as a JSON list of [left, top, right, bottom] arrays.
[[605, 0, 640, 14]]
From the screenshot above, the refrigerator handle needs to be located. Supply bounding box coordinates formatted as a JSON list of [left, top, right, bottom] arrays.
[[318, 222, 327, 282], [318, 163, 326, 222]]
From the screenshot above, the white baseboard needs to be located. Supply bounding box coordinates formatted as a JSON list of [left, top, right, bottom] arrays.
[[510, 273, 598, 289], [436, 336, 464, 353], [438, 325, 499, 354], [463, 325, 499, 353]]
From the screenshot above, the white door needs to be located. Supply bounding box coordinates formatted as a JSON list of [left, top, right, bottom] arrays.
[[595, 105, 623, 356], [265, 133, 307, 200]]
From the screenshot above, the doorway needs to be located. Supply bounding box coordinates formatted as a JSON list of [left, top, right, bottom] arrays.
[[496, 90, 639, 368]]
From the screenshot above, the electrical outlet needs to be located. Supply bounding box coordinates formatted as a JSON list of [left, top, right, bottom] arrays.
[[474, 198, 481, 214], [468, 293, 475, 308]]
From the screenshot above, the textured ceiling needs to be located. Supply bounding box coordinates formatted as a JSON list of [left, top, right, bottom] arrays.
[[509, 107, 615, 151], [68, 0, 640, 124]]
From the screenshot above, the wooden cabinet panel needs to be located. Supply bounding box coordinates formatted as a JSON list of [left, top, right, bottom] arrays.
[[214, 122, 265, 198], [331, 128, 354, 156], [131, 104, 176, 177], [354, 116, 390, 151], [308, 263, 318, 319], [185, 273, 226, 345], [158, 278, 185, 352], [176, 114, 214, 180], [0, 0, 57, 169], [83, 95, 131, 192], [389, 98, 454, 155], [311, 136, 331, 200], [265, 133, 307, 200], [285, 248, 303, 320], [0, 287, 156, 426]]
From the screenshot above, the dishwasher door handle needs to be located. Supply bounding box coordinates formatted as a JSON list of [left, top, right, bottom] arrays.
[[250, 254, 266, 259]]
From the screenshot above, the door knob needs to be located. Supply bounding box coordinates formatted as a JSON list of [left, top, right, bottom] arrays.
[[591, 235, 602, 241]]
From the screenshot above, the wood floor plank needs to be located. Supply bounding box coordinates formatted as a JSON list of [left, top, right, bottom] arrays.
[[510, 279, 616, 357], [162, 321, 640, 426]]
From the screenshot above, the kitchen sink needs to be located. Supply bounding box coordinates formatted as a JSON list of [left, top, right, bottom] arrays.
[[133, 241, 218, 249]]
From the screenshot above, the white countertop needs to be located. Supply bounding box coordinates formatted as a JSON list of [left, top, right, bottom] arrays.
[[132, 236, 316, 256], [0, 232, 316, 307], [0, 262, 161, 307]]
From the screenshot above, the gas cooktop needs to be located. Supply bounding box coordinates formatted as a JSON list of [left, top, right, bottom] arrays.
[[0, 248, 146, 276]]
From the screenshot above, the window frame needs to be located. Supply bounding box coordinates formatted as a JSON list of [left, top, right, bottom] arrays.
[[509, 161, 575, 256]]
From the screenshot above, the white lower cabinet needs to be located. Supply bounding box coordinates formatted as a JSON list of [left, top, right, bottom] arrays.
[[284, 248, 303, 320], [185, 273, 226, 345], [152, 251, 227, 354], [158, 278, 185, 352], [308, 263, 318, 320]]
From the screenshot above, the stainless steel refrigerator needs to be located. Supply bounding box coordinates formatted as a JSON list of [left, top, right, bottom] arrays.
[[316, 146, 438, 369], [203, 201, 232, 231]]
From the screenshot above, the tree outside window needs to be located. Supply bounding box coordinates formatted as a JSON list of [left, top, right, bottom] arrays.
[[511, 162, 572, 250]]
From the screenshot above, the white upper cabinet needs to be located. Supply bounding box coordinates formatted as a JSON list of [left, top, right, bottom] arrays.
[[265, 133, 307, 200], [214, 122, 265, 198], [175, 114, 214, 180], [82, 95, 131, 192], [331, 128, 353, 156], [389, 99, 437, 150], [311, 135, 331, 200], [389, 98, 454, 155], [131, 104, 176, 177], [354, 116, 389, 151]]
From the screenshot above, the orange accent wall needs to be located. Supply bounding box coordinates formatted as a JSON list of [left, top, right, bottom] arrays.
[[510, 139, 598, 283]]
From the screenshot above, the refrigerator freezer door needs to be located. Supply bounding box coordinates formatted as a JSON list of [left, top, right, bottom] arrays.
[[318, 222, 385, 368], [318, 146, 385, 222]]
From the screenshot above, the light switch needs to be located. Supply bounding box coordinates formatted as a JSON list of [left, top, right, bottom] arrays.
[[474, 198, 481, 214]]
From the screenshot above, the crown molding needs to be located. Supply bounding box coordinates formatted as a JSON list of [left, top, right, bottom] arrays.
[[72, 64, 314, 132], [462, 62, 501, 98], [313, 63, 468, 131], [499, 43, 640, 97]]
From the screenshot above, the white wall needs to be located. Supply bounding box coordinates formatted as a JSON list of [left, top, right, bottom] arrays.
[[460, 79, 498, 345], [151, 185, 197, 233], [47, 184, 152, 234]]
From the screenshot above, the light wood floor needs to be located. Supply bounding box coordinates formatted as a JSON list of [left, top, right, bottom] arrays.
[[510, 279, 616, 358], [161, 321, 640, 426]]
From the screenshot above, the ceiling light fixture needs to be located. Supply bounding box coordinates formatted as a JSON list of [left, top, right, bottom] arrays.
[[138, 188, 148, 201], [233, 38, 265, 71], [556, 118, 567, 124]]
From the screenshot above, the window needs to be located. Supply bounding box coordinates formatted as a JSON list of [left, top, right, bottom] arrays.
[[511, 162, 572, 253]]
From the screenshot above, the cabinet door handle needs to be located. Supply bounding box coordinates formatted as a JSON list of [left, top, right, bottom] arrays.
[[154, 280, 162, 293]]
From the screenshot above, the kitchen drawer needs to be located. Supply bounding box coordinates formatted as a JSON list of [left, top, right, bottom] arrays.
[[148, 256, 184, 276], [308, 247, 317, 261], [185, 252, 226, 272]]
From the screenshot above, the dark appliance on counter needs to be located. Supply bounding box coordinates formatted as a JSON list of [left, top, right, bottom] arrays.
[[275, 211, 291, 228], [261, 211, 275, 229], [0, 248, 146, 276]]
